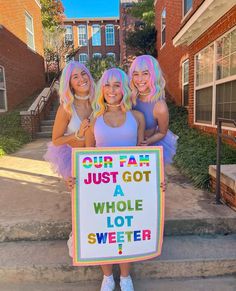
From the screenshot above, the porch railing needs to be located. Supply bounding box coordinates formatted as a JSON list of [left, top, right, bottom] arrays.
[[216, 118, 236, 204]]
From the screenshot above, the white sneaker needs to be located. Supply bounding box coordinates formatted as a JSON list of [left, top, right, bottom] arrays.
[[100, 275, 115, 291], [120, 275, 134, 291]]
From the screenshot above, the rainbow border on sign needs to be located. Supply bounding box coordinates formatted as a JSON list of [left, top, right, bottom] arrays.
[[71, 146, 165, 266]]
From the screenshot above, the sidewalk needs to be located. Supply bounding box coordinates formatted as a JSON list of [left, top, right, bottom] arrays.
[[0, 139, 236, 290], [0, 138, 235, 235]]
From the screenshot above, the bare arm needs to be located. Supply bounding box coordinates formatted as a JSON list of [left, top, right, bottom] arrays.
[[85, 120, 96, 147], [52, 105, 88, 147], [131, 110, 145, 145], [144, 100, 169, 145]]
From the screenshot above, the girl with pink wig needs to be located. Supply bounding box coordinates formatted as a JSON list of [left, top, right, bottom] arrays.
[[85, 68, 145, 291], [44, 61, 95, 179], [129, 55, 178, 165]]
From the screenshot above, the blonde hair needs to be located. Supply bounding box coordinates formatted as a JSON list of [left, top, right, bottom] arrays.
[[93, 68, 132, 117]]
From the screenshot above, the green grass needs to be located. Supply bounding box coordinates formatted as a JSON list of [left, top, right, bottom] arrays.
[[168, 103, 236, 189], [0, 111, 32, 157]]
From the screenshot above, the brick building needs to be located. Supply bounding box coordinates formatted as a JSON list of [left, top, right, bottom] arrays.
[[155, 0, 236, 138], [120, 0, 139, 68], [63, 17, 120, 64], [0, 0, 45, 111]]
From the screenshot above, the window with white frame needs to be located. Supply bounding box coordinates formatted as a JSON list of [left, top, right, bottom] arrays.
[[195, 28, 236, 125], [106, 52, 116, 60], [65, 25, 73, 45], [0, 66, 7, 111], [182, 59, 189, 106], [78, 25, 87, 46], [215, 28, 236, 121], [25, 11, 35, 50], [161, 8, 166, 47], [79, 53, 88, 64], [92, 25, 101, 46], [93, 53, 102, 59], [183, 0, 192, 16], [105, 24, 115, 46]]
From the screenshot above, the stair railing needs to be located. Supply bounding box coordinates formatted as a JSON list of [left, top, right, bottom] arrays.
[[20, 71, 61, 138], [216, 118, 236, 204]]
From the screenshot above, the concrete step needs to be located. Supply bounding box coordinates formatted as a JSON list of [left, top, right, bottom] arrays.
[[41, 120, 54, 126], [0, 235, 235, 283], [40, 125, 53, 132], [0, 276, 235, 291], [36, 131, 52, 138], [1, 216, 236, 243]]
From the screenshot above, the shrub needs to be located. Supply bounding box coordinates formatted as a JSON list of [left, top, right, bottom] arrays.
[[0, 111, 31, 156], [168, 102, 236, 189]]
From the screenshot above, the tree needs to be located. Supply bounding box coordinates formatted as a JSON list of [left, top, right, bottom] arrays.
[[86, 57, 118, 82], [127, 0, 155, 26], [125, 25, 156, 57], [40, 0, 64, 31], [40, 0, 71, 79], [125, 0, 157, 57]]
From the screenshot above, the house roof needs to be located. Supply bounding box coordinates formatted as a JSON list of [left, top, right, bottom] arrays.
[[173, 0, 235, 47]]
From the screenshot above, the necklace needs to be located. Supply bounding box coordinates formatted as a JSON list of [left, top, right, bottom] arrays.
[[106, 102, 122, 108], [139, 91, 150, 96], [74, 94, 89, 100]]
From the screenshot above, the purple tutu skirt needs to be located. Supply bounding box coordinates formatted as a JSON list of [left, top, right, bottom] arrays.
[[151, 129, 178, 165], [44, 142, 72, 179]]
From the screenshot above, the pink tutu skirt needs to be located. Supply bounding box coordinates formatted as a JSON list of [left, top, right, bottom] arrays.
[[151, 129, 178, 165], [44, 142, 72, 179]]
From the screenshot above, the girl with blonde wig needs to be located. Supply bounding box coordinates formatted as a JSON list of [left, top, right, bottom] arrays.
[[85, 68, 145, 291]]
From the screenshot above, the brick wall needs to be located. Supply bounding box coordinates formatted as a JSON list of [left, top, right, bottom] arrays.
[[120, 4, 139, 68], [155, 0, 189, 105], [0, 0, 45, 110], [155, 1, 236, 144], [210, 176, 236, 210]]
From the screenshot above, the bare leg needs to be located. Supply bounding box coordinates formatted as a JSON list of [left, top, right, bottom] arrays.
[[101, 264, 113, 276], [119, 262, 131, 277]]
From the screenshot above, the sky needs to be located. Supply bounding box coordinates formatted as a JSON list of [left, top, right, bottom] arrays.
[[61, 0, 120, 18]]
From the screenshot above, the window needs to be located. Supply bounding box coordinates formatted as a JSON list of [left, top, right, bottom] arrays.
[[161, 8, 166, 47], [0, 66, 7, 111], [79, 53, 88, 64], [25, 11, 35, 50], [105, 24, 115, 46], [183, 0, 192, 16], [195, 28, 236, 126], [93, 53, 102, 59], [106, 52, 116, 60], [182, 60, 189, 106], [92, 25, 101, 46], [65, 25, 73, 45], [78, 25, 87, 46]]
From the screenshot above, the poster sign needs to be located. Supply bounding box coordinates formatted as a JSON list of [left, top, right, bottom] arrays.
[[72, 146, 164, 266]]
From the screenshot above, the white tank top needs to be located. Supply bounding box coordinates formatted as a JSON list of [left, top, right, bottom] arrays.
[[65, 105, 81, 135]]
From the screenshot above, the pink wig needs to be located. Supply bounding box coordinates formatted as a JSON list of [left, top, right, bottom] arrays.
[[59, 61, 95, 115], [129, 55, 165, 104]]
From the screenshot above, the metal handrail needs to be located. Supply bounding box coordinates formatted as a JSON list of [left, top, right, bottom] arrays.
[[216, 118, 236, 204], [31, 70, 61, 118]]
